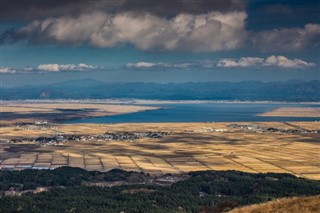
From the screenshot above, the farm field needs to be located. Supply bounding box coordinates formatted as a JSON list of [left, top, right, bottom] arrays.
[[0, 122, 319, 179]]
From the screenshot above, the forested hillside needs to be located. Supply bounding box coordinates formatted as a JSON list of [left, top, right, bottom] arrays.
[[1, 167, 319, 213]]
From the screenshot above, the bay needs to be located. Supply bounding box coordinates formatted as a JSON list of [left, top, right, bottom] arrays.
[[65, 103, 320, 123]]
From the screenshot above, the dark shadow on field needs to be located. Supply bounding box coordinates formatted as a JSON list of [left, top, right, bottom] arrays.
[[0, 108, 103, 122], [0, 152, 20, 160], [4, 144, 52, 154], [0, 112, 75, 120], [156, 133, 251, 145]]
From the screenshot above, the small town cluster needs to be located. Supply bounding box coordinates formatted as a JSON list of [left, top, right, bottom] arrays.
[[227, 123, 320, 134], [8, 131, 171, 146]]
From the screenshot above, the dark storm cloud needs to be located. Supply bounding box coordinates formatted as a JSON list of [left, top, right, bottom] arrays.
[[1, 0, 247, 21]]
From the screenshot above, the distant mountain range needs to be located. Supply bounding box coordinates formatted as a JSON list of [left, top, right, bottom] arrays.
[[1, 79, 319, 102]]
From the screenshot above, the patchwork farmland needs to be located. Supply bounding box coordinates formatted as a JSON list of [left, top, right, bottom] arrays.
[[1, 122, 319, 179]]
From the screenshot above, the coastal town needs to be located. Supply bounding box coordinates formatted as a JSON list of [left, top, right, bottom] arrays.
[[3, 121, 319, 147], [6, 131, 172, 146], [227, 123, 320, 134]]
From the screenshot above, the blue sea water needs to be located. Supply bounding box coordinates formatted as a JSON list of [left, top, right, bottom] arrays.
[[65, 103, 320, 123]]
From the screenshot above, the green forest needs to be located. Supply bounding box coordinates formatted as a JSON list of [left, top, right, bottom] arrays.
[[1, 167, 320, 213]]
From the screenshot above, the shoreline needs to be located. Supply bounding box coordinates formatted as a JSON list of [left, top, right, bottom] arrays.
[[1, 100, 319, 125], [0, 102, 161, 126]]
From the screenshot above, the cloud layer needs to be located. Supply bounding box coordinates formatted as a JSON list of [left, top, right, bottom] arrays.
[[128, 55, 315, 70], [3, 11, 247, 52], [126, 62, 205, 69], [3, 12, 319, 53], [1, 55, 315, 75], [217, 55, 316, 68], [0, 63, 99, 74], [0, 67, 17, 74], [2, 0, 246, 21], [36, 63, 97, 72], [1, 1, 319, 54], [252, 24, 320, 52]]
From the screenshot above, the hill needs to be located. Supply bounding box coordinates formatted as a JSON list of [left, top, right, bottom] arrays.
[[229, 195, 320, 213], [1, 168, 320, 212]]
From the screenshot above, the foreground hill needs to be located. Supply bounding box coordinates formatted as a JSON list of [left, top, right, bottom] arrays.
[[229, 195, 320, 213], [1, 167, 320, 212], [1, 79, 319, 101]]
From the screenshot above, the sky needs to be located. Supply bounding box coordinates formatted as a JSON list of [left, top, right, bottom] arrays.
[[0, 0, 319, 87]]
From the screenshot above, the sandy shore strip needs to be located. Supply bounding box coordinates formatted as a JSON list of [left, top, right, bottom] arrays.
[[259, 107, 320, 117], [0, 101, 161, 125]]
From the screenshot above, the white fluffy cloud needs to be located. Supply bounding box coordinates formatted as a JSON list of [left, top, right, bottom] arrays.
[[218, 55, 315, 68], [126, 61, 212, 69], [17, 11, 247, 52], [264, 55, 316, 68], [126, 62, 161, 69], [0, 63, 99, 74], [0, 67, 17, 74], [5, 8, 319, 53], [252, 24, 320, 52], [218, 57, 264, 67], [36, 63, 97, 72], [128, 56, 315, 70]]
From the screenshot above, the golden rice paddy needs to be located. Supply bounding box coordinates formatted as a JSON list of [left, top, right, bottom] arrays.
[[1, 122, 319, 179]]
